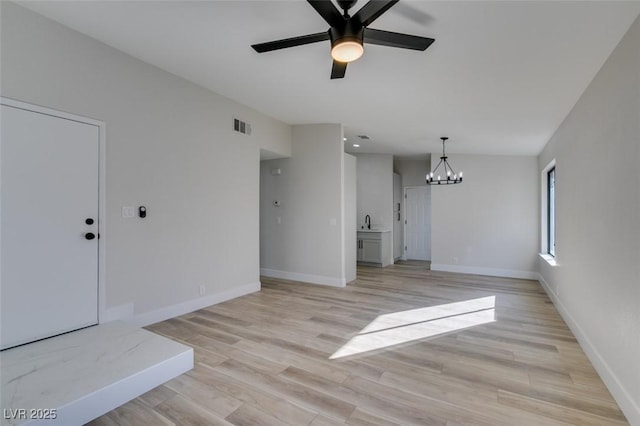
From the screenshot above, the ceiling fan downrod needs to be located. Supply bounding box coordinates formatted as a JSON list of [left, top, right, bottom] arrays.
[[337, 0, 358, 18]]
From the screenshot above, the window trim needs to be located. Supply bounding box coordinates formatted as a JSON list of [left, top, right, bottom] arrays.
[[540, 159, 556, 264], [547, 166, 556, 257]]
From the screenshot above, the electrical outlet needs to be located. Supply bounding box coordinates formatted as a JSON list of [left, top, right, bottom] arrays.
[[199, 285, 205, 296]]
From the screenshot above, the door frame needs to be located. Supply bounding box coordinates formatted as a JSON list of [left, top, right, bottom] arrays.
[[1, 97, 107, 324], [403, 185, 431, 261]]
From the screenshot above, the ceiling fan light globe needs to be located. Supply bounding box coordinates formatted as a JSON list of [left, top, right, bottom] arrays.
[[331, 41, 364, 63]]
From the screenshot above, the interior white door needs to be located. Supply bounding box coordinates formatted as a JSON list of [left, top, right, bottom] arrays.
[[1, 103, 100, 350], [404, 186, 431, 260]]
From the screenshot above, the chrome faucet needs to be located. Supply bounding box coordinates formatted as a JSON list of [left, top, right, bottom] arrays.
[[365, 215, 371, 230]]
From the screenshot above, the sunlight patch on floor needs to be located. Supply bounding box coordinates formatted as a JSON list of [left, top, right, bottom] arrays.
[[329, 296, 496, 359]]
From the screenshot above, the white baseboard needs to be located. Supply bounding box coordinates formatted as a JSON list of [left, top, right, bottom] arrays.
[[537, 274, 639, 425], [103, 302, 134, 323], [537, 273, 551, 293], [430, 263, 538, 280], [130, 281, 261, 327], [260, 268, 346, 287]]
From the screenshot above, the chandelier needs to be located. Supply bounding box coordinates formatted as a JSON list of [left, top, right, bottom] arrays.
[[427, 137, 462, 185]]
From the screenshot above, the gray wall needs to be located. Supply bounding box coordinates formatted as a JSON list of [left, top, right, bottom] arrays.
[[1, 3, 292, 322], [431, 154, 539, 278], [394, 156, 430, 188], [538, 15, 640, 423], [260, 124, 352, 286]]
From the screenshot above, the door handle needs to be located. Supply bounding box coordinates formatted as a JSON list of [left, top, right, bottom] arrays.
[[85, 232, 96, 240]]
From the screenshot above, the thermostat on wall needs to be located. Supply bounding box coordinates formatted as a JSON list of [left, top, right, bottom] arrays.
[[273, 200, 281, 207]]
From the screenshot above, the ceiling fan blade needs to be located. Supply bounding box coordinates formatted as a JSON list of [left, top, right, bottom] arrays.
[[307, 0, 344, 28], [353, 0, 399, 27], [331, 60, 347, 79], [252, 32, 329, 53], [364, 28, 434, 50]]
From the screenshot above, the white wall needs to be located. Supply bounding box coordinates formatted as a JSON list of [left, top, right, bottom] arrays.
[[355, 154, 394, 230], [537, 15, 640, 424], [260, 124, 351, 287], [431, 154, 539, 279], [343, 154, 357, 283], [392, 173, 403, 259], [1, 3, 292, 323]]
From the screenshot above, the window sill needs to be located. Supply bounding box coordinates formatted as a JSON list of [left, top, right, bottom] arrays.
[[539, 253, 557, 267]]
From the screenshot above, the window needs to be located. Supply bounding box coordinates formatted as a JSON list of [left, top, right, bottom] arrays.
[[547, 167, 556, 257]]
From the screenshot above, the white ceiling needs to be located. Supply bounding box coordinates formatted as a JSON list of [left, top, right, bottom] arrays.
[[16, 1, 640, 156]]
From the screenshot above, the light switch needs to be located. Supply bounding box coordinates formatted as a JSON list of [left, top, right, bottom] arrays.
[[122, 206, 134, 218]]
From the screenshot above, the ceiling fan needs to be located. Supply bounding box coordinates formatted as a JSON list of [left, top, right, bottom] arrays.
[[251, 0, 435, 79]]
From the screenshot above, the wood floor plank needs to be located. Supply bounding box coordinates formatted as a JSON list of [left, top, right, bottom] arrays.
[[279, 366, 448, 426], [215, 358, 356, 421], [186, 363, 319, 425], [225, 402, 292, 426], [86, 399, 174, 426], [154, 394, 233, 426], [497, 386, 627, 421], [91, 263, 628, 425], [231, 338, 352, 384], [497, 389, 628, 426], [310, 414, 346, 426], [163, 373, 243, 418], [346, 408, 404, 426], [136, 385, 177, 408]]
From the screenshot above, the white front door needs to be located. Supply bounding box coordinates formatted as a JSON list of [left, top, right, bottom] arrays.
[[404, 186, 430, 260], [1, 102, 100, 349]]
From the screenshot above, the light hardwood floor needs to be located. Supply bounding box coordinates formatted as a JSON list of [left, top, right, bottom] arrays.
[[89, 264, 628, 425]]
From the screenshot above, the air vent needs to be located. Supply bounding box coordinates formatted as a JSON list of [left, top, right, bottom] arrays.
[[233, 118, 252, 135], [357, 135, 370, 140]]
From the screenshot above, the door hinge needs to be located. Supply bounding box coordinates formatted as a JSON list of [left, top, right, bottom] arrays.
[[404, 220, 407, 224], [405, 246, 407, 250], [404, 194, 407, 199]]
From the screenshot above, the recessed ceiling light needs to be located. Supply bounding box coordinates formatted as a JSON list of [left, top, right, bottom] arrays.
[[343, 137, 347, 141], [353, 144, 360, 148]]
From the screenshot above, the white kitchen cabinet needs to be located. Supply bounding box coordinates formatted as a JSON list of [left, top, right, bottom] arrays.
[[357, 230, 392, 267]]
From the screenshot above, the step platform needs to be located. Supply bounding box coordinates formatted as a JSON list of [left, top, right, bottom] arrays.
[[1, 321, 193, 425]]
